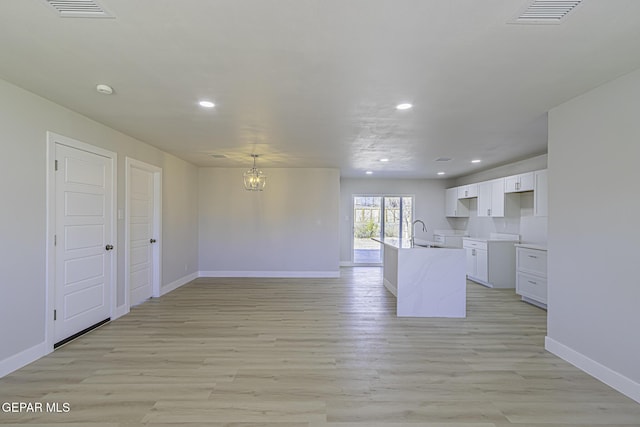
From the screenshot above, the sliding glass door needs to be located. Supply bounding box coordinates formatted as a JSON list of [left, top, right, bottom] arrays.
[[353, 196, 382, 263], [353, 195, 413, 264]]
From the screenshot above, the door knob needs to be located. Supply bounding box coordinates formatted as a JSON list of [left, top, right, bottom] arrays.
[[105, 244, 114, 251], [150, 239, 157, 243]]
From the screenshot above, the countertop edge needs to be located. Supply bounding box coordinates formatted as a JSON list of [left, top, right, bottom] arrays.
[[515, 243, 548, 251]]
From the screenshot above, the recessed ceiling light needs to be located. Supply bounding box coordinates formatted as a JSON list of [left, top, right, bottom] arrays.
[[366, 171, 373, 175], [471, 159, 482, 163], [396, 103, 412, 110], [437, 172, 446, 176], [379, 158, 390, 162], [199, 100, 215, 108]]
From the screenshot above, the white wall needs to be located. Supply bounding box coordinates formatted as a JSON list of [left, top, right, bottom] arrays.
[[0, 78, 199, 370], [161, 158, 199, 290], [198, 168, 340, 276], [339, 178, 451, 263], [455, 154, 548, 186], [546, 68, 640, 402], [451, 154, 548, 243]]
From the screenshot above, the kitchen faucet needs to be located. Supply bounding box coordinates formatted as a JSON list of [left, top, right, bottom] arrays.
[[411, 219, 427, 246]]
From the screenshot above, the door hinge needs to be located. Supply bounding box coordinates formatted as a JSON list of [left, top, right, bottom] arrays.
[[54, 309, 57, 321], [55, 160, 58, 171]]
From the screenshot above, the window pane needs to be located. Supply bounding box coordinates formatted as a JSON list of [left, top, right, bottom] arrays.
[[353, 196, 382, 263], [384, 197, 400, 238]]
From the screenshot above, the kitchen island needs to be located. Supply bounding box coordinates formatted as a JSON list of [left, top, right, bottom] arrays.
[[372, 237, 466, 318]]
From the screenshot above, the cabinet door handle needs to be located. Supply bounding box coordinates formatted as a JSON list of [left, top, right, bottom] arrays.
[[528, 280, 537, 285], [488, 208, 491, 216], [472, 249, 476, 256], [528, 255, 537, 259]]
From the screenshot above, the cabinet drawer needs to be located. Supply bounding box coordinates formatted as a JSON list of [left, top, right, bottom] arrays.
[[517, 248, 547, 276], [463, 240, 487, 251], [517, 272, 547, 303]]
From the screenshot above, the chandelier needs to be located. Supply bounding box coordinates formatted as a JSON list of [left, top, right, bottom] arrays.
[[243, 154, 267, 191]]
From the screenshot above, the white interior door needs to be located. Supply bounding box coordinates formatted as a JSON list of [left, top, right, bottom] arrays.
[[129, 166, 155, 305], [54, 143, 113, 344]]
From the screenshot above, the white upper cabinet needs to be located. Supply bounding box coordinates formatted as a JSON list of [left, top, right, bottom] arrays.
[[457, 183, 478, 199], [445, 187, 469, 217], [445, 168, 547, 219], [534, 169, 548, 217], [504, 172, 534, 193], [477, 178, 505, 217]]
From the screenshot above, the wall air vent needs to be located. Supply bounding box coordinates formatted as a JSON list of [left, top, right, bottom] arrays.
[[513, 0, 583, 24], [42, 0, 114, 18]]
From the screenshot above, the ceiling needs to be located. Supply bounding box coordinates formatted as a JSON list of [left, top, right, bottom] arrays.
[[1, 0, 640, 178]]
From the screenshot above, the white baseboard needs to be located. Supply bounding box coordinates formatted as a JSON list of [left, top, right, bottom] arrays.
[[545, 336, 640, 404], [0, 341, 47, 378], [160, 272, 199, 296], [340, 262, 382, 267], [520, 296, 547, 310], [199, 270, 340, 279]]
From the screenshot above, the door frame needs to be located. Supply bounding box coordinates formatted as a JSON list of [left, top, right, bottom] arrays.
[[124, 157, 162, 310], [45, 132, 118, 353]]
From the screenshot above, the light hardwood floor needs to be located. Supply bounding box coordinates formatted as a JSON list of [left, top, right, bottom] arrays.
[[1, 267, 639, 426]]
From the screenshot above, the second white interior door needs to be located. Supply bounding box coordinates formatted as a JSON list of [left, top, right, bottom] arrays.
[[129, 166, 155, 306]]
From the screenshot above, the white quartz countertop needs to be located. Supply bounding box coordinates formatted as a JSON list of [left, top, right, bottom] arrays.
[[433, 229, 468, 236], [371, 237, 445, 249], [463, 233, 520, 243], [463, 237, 519, 242], [515, 243, 547, 251]]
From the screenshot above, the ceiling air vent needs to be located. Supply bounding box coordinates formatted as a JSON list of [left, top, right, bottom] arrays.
[[513, 0, 583, 24], [42, 0, 114, 18]]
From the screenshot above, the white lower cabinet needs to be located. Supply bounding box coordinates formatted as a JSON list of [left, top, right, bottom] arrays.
[[515, 245, 547, 308], [465, 246, 488, 282], [463, 238, 516, 288], [433, 233, 466, 248], [475, 248, 488, 282]]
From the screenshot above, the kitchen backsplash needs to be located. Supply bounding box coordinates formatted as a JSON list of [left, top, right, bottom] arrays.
[[448, 193, 547, 244]]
